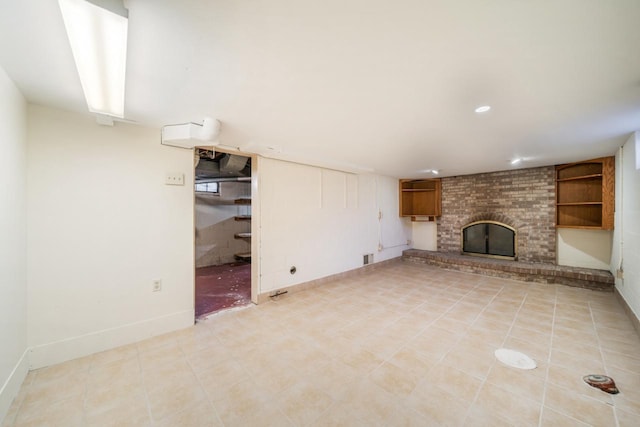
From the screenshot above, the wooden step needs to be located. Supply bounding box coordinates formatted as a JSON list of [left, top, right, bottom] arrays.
[[234, 215, 251, 221], [234, 232, 251, 239]]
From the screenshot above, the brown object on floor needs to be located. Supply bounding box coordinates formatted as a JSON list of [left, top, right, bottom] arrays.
[[195, 262, 251, 318], [583, 375, 619, 394]]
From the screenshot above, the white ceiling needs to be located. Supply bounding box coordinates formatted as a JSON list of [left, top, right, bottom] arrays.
[[2, 0, 640, 178]]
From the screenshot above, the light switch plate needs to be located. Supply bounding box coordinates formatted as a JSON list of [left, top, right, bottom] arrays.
[[165, 173, 184, 186]]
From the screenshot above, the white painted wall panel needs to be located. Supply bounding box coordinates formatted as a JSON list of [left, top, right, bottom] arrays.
[[612, 133, 640, 321], [26, 106, 195, 368], [557, 229, 612, 270], [0, 66, 28, 423], [258, 158, 410, 294], [321, 169, 346, 209], [377, 175, 408, 250], [412, 222, 438, 251]]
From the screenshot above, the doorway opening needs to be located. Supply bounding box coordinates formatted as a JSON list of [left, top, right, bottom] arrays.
[[194, 149, 252, 318]]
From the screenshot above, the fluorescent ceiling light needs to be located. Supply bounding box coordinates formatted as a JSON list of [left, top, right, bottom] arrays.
[[474, 105, 491, 113], [59, 0, 128, 117], [511, 158, 522, 165], [431, 169, 439, 175]]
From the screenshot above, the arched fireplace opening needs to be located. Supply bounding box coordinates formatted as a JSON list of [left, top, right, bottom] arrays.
[[462, 221, 517, 260]]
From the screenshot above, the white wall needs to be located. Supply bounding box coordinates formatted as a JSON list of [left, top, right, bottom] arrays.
[[557, 228, 612, 270], [0, 67, 28, 423], [258, 158, 410, 294], [27, 105, 195, 368], [412, 222, 438, 251], [611, 132, 640, 321]]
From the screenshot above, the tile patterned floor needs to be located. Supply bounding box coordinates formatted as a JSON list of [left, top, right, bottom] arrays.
[[4, 261, 640, 426]]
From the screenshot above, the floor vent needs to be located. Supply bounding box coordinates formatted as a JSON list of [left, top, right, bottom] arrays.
[[363, 254, 374, 265]]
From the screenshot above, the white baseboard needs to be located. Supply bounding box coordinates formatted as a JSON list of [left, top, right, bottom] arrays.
[[615, 287, 640, 337], [28, 309, 194, 369], [257, 257, 402, 303], [0, 348, 29, 425]]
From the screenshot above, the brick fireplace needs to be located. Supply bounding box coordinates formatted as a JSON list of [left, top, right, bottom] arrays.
[[403, 165, 614, 291], [437, 166, 556, 263]]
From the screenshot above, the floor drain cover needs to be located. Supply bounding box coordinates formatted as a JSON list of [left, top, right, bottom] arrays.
[[583, 375, 619, 394], [494, 348, 537, 370]]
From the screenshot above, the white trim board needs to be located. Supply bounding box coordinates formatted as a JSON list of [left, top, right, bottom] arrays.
[[28, 310, 194, 369], [0, 349, 29, 424]]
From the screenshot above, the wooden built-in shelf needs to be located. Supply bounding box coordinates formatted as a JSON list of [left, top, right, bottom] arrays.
[[234, 252, 251, 261], [555, 157, 614, 230], [554, 225, 604, 230], [556, 174, 603, 182], [556, 202, 603, 206], [234, 215, 252, 221], [399, 179, 441, 220], [234, 198, 251, 205], [234, 232, 251, 239]]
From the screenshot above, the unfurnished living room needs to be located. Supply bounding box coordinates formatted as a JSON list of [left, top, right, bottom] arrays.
[[2, 1, 640, 426]]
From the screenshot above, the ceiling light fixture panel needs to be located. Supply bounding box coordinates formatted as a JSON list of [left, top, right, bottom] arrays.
[[474, 105, 491, 113], [59, 0, 128, 118]]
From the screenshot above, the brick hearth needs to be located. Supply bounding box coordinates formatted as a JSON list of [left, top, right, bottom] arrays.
[[403, 249, 614, 292]]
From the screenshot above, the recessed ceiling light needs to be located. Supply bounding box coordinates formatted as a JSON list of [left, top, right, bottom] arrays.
[[474, 105, 491, 113], [511, 158, 522, 165], [418, 169, 440, 175]]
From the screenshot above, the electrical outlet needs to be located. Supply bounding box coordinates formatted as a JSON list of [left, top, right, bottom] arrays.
[[152, 279, 162, 292], [165, 173, 184, 186]]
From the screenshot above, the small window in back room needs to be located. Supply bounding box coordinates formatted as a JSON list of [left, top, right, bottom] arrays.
[[195, 182, 219, 194]]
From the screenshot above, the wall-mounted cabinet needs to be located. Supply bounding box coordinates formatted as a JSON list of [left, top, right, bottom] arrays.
[[555, 156, 614, 230], [399, 179, 441, 220]]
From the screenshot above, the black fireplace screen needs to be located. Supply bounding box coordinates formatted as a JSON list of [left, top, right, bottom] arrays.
[[462, 222, 516, 258]]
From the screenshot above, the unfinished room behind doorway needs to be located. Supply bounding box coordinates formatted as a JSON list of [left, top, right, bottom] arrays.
[[194, 151, 252, 318]]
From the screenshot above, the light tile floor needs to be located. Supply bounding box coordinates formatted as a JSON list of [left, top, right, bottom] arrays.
[[4, 261, 640, 426]]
